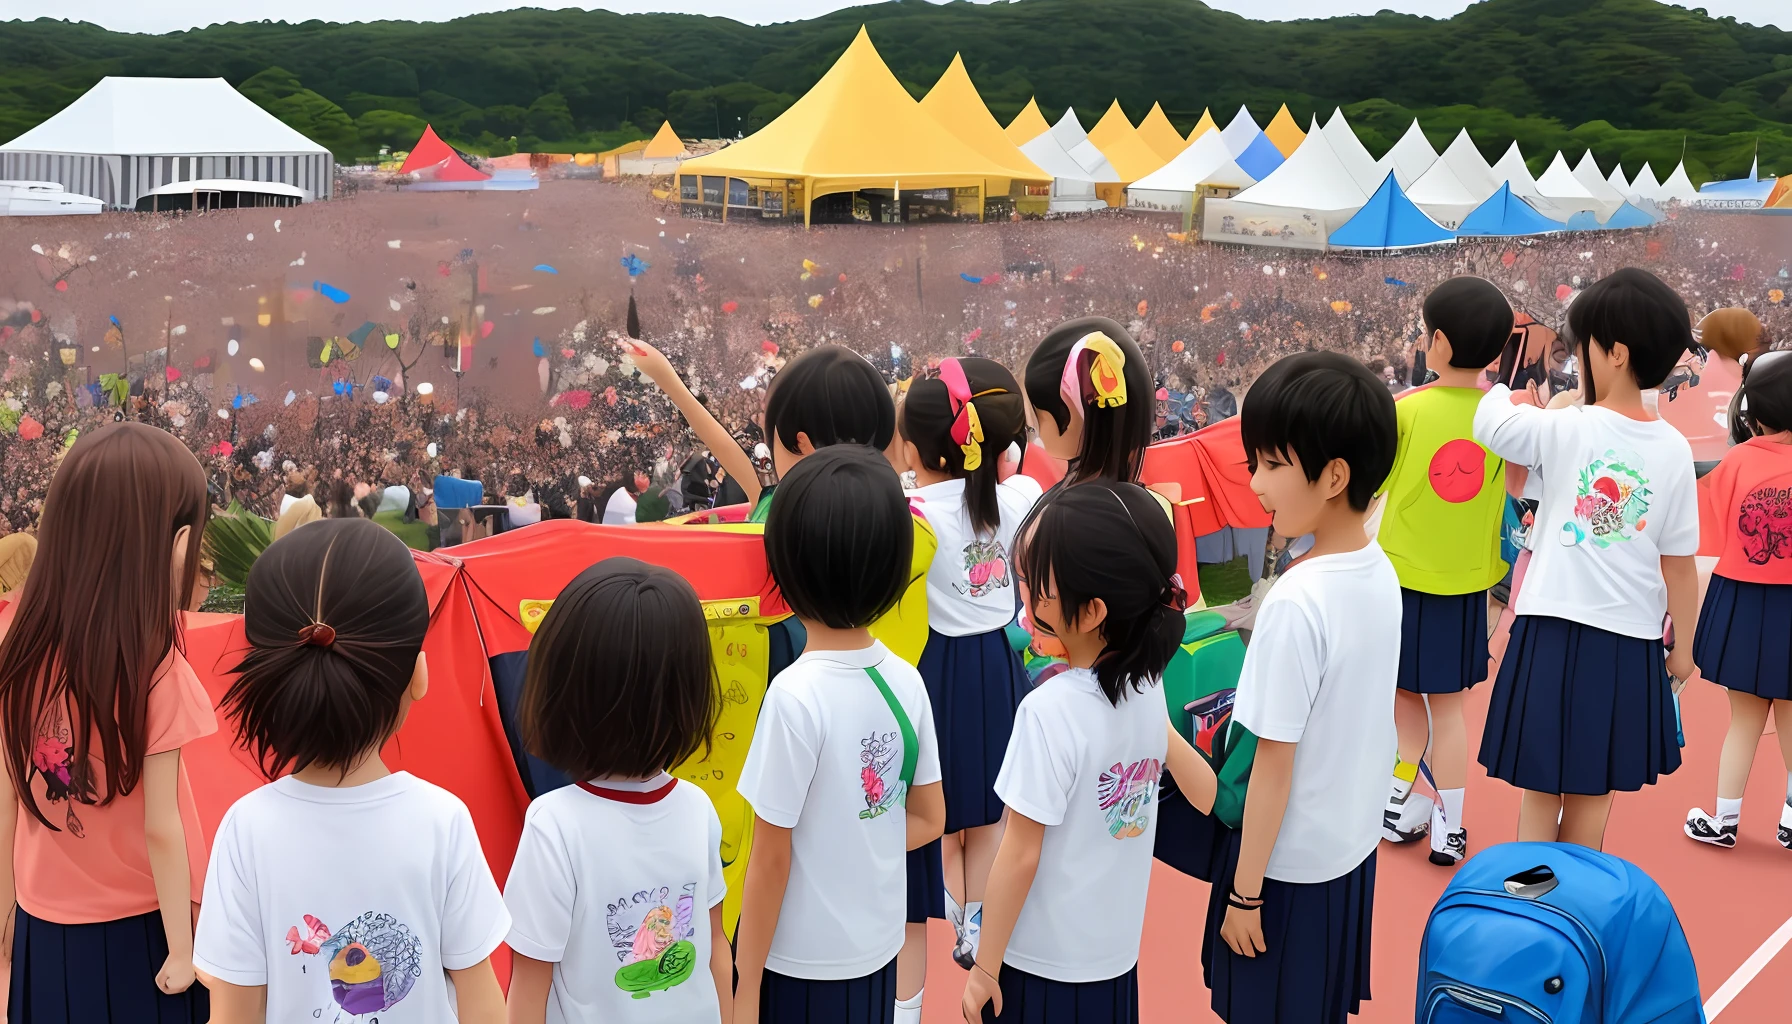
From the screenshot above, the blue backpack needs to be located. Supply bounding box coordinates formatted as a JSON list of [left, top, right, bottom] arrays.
[[1416, 843, 1704, 1024]]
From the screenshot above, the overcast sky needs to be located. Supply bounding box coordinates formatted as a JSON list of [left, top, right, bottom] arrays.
[[8, 0, 1786, 35]]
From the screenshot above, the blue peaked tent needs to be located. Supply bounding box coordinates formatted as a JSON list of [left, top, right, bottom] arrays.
[[1234, 132, 1286, 182], [1603, 202, 1659, 229], [1457, 182, 1563, 236], [1328, 171, 1454, 249], [1565, 210, 1601, 231]]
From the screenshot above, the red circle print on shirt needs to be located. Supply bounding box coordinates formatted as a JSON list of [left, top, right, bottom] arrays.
[[1428, 439, 1486, 504]]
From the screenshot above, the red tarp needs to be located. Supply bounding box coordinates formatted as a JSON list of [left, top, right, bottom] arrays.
[[1141, 416, 1272, 592], [398, 124, 491, 182]]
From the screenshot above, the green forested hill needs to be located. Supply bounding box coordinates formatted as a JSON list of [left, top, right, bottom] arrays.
[[1, 0, 1788, 181]]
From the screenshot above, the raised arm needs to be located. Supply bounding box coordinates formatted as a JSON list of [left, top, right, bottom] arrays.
[[1473, 383, 1553, 468], [620, 337, 763, 505]]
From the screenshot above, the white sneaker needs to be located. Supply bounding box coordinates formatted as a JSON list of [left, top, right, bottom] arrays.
[[1383, 791, 1433, 844], [1684, 808, 1738, 849], [952, 904, 981, 971], [1428, 805, 1467, 865]]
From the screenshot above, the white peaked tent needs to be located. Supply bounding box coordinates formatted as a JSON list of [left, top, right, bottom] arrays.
[[1606, 162, 1631, 196], [1658, 161, 1700, 203], [1127, 130, 1255, 211], [1051, 108, 1120, 182], [1377, 120, 1439, 189], [1203, 117, 1369, 250], [1018, 130, 1105, 212], [1491, 143, 1567, 220], [1321, 109, 1382, 194], [1570, 152, 1627, 220], [1407, 158, 1485, 230], [1435, 130, 1499, 201], [1628, 162, 1664, 204], [1220, 105, 1263, 158], [1535, 151, 1602, 218]]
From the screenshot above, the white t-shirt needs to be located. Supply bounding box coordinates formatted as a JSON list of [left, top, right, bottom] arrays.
[[504, 775, 726, 1024], [194, 773, 511, 1023], [1474, 385, 1699, 638], [603, 487, 639, 525], [908, 474, 1044, 636], [994, 667, 1168, 983], [1232, 542, 1400, 884], [735, 641, 942, 980]]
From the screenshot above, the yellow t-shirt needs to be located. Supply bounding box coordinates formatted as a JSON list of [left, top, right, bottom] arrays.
[[1377, 386, 1508, 595]]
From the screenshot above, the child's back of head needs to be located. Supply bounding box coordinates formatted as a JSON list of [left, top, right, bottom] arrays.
[[765, 445, 913, 630], [901, 356, 1027, 535], [1731, 350, 1792, 444], [1567, 267, 1692, 401], [764, 345, 896, 455], [1423, 276, 1514, 370], [1024, 317, 1153, 485]]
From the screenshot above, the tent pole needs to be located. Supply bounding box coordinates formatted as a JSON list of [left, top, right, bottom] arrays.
[[804, 178, 812, 230], [978, 181, 985, 223]]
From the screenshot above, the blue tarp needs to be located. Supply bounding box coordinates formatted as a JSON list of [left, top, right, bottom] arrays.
[[1328, 171, 1454, 249], [1565, 210, 1602, 231], [1603, 201, 1658, 229], [1457, 182, 1563, 237], [433, 475, 486, 510], [1233, 132, 1286, 182]]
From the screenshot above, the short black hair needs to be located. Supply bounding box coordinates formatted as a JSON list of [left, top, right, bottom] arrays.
[[1241, 351, 1397, 512], [1730, 351, 1792, 444], [521, 557, 718, 780], [901, 357, 1026, 536], [1567, 267, 1692, 400], [765, 445, 913, 629], [1024, 317, 1153, 485], [1423, 276, 1514, 370], [226, 518, 430, 777], [763, 345, 895, 454]]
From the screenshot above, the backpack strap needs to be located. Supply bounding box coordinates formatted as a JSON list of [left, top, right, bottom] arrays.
[[863, 665, 918, 799]]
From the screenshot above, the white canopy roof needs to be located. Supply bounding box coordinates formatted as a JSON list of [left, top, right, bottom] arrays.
[[0, 77, 330, 157], [1406, 155, 1484, 228], [1220, 105, 1262, 158], [1537, 151, 1597, 200], [1049, 108, 1119, 181], [1490, 142, 1566, 219], [1434, 129, 1498, 202], [1628, 162, 1664, 203], [1659, 161, 1700, 202], [1605, 161, 1630, 195], [142, 177, 309, 199], [1229, 116, 1368, 212], [1570, 152, 1627, 218], [1376, 119, 1438, 189], [1128, 130, 1255, 192], [1049, 107, 1089, 152], [1019, 130, 1096, 185], [1321, 108, 1382, 194]]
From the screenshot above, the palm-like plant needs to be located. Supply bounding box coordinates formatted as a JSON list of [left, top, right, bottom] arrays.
[[203, 502, 273, 589]]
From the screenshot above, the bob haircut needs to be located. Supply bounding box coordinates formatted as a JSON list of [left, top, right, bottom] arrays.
[[225, 518, 430, 778], [1024, 317, 1153, 485], [0, 423, 207, 829], [1729, 350, 1792, 445], [1566, 267, 1692, 402], [901, 357, 1027, 536], [1013, 482, 1182, 706], [765, 445, 913, 629], [1423, 276, 1515, 369], [764, 345, 896, 454], [1241, 351, 1397, 512], [521, 557, 719, 781]]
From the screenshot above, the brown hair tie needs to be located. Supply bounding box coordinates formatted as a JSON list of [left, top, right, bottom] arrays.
[[297, 623, 337, 648]]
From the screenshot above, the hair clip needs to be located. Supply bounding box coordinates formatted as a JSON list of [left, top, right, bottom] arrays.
[[1059, 332, 1128, 420], [297, 622, 337, 648], [940, 358, 1005, 471]]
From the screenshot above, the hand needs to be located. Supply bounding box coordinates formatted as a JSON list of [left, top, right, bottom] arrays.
[[617, 337, 678, 391], [1219, 905, 1266, 958], [962, 963, 1002, 1022], [1666, 648, 1693, 691], [156, 953, 196, 994]]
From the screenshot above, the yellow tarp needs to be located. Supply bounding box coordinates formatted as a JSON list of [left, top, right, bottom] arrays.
[[1766, 176, 1790, 208], [677, 26, 1045, 201], [1006, 96, 1051, 145], [1265, 103, 1306, 157], [920, 55, 1048, 182], [1185, 107, 1218, 143], [643, 120, 689, 159], [1087, 99, 1169, 183], [1136, 102, 1187, 161]]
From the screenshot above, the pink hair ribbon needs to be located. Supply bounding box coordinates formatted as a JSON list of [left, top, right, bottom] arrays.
[[939, 357, 1007, 472], [1058, 332, 1128, 424]]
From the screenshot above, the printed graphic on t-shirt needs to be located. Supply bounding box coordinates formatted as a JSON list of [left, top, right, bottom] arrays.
[[954, 538, 1011, 598], [1563, 450, 1651, 548], [30, 724, 88, 837], [286, 911, 424, 1018], [1186, 690, 1235, 759], [1427, 439, 1487, 504], [1738, 483, 1792, 565], [858, 730, 904, 820], [606, 885, 700, 999], [1097, 758, 1161, 840]]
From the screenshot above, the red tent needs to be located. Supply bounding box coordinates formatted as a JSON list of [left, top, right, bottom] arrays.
[[398, 124, 491, 182]]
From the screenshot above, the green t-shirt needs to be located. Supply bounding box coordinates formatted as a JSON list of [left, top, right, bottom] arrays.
[[746, 484, 776, 524], [1377, 386, 1508, 595]]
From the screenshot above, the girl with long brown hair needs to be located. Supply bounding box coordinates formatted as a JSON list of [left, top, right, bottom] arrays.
[[0, 422, 217, 1022]]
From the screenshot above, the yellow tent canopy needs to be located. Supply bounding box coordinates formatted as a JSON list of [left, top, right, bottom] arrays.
[[1005, 97, 1052, 145], [1264, 103, 1307, 158], [677, 27, 1044, 219], [919, 54, 1049, 182], [1136, 102, 1187, 161], [1766, 176, 1790, 209], [642, 120, 689, 159], [1185, 108, 1218, 143], [1087, 99, 1169, 182]]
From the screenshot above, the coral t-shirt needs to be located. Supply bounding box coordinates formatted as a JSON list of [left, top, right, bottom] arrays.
[[0, 603, 218, 924], [1699, 435, 1792, 585]]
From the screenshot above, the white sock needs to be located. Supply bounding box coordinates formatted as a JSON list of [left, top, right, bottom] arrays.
[[1781, 799, 1792, 827], [1715, 797, 1742, 824], [1439, 788, 1465, 831], [946, 891, 963, 935], [963, 901, 983, 956], [1785, 772, 1791, 803], [895, 990, 923, 1024]]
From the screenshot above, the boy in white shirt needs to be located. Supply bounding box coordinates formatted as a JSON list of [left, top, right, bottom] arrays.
[[1206, 352, 1402, 1024]]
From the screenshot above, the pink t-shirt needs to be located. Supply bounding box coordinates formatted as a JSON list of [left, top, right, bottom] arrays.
[[1700, 436, 1792, 586], [0, 603, 218, 924]]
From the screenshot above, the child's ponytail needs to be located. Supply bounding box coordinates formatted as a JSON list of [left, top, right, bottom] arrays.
[[1024, 317, 1153, 486], [902, 357, 1026, 535], [1730, 350, 1792, 445]]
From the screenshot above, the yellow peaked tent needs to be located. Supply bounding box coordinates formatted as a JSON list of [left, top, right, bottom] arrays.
[[919, 54, 1049, 182], [1087, 100, 1169, 182], [1185, 108, 1218, 143], [1264, 103, 1306, 157], [1005, 97, 1052, 145], [1136, 102, 1187, 162], [642, 120, 689, 159], [676, 27, 1043, 225]]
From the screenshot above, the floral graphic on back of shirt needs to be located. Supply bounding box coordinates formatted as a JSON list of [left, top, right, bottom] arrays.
[[1563, 450, 1652, 548], [858, 729, 904, 820], [1097, 758, 1162, 840], [285, 910, 424, 1018], [606, 884, 700, 998], [1737, 482, 1792, 565], [953, 538, 1011, 599], [30, 719, 91, 837]]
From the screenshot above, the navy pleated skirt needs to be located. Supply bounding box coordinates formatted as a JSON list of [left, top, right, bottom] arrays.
[[981, 963, 1140, 1023], [761, 957, 897, 1024], [917, 627, 1031, 835], [9, 906, 210, 1024], [906, 839, 944, 923], [1396, 588, 1490, 694], [1694, 574, 1792, 701], [1153, 788, 1224, 882], [1202, 831, 1375, 1024], [1479, 615, 1681, 795]]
